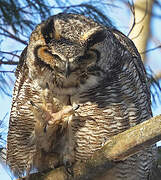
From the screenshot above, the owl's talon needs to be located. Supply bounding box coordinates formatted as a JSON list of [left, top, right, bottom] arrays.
[[46, 82, 49, 89], [73, 104, 79, 111], [46, 105, 73, 125], [44, 124, 48, 133], [30, 100, 35, 107], [30, 101, 40, 110]]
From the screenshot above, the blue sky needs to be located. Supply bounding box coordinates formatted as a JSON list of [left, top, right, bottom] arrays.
[[0, 1, 161, 179]]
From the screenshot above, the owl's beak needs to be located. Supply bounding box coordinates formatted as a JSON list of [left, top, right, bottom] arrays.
[[65, 61, 71, 78]]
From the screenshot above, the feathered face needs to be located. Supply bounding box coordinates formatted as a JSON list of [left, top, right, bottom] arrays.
[[27, 14, 107, 95]]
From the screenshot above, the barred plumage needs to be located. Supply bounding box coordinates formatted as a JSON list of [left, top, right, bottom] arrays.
[[7, 13, 155, 179]]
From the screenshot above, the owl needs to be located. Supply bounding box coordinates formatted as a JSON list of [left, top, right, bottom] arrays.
[[7, 13, 156, 179]]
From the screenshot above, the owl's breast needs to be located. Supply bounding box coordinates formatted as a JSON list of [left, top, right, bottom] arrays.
[[72, 100, 129, 161]]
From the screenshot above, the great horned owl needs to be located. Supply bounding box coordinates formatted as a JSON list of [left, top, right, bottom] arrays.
[[7, 13, 155, 179]]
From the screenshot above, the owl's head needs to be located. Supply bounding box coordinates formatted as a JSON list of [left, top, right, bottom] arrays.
[[26, 14, 108, 94]]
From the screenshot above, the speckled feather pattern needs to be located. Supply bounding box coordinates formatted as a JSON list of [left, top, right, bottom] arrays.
[[7, 13, 155, 179]]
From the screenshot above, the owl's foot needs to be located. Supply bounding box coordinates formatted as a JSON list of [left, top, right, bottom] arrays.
[[48, 104, 79, 125], [30, 99, 79, 131], [43, 104, 78, 133], [41, 87, 79, 126]]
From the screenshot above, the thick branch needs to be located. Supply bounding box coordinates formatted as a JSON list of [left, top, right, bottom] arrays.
[[129, 0, 154, 61], [154, 72, 161, 81], [26, 114, 161, 180]]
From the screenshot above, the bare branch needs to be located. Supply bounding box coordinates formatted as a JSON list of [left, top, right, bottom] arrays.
[[141, 45, 161, 54], [126, 0, 147, 37], [127, 0, 136, 37], [0, 60, 18, 65], [0, 71, 15, 73], [154, 72, 161, 81], [128, 0, 154, 61], [0, 27, 28, 45], [0, 51, 20, 58]]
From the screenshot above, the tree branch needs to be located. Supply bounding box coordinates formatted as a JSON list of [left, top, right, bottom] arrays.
[[0, 60, 18, 65], [0, 27, 28, 45], [0, 50, 20, 58], [128, 0, 154, 61], [141, 45, 161, 54], [26, 114, 161, 180], [154, 72, 161, 81], [0, 71, 15, 73]]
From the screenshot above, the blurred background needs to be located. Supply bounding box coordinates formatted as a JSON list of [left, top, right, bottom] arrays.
[[0, 0, 161, 179]]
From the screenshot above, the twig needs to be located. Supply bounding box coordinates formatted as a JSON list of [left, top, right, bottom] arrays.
[[0, 27, 27, 45], [127, 0, 148, 38], [0, 60, 18, 65], [141, 45, 161, 54], [0, 71, 15, 73], [0, 51, 20, 58], [127, 0, 136, 37], [130, 25, 143, 40], [135, 0, 148, 25]]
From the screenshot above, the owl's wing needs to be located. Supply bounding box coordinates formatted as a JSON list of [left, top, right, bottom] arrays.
[[15, 46, 28, 78], [7, 47, 37, 176], [112, 29, 152, 116]]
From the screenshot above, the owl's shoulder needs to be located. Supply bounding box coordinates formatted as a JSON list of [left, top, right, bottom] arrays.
[[15, 46, 28, 78]]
